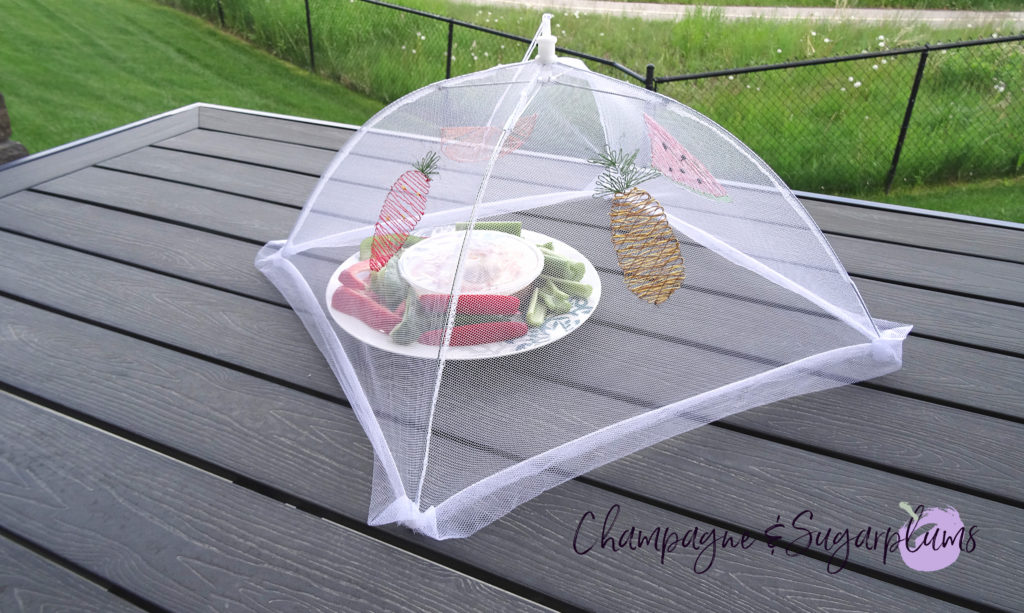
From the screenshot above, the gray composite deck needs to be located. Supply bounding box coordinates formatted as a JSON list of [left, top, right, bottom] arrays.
[[0, 103, 1021, 612]]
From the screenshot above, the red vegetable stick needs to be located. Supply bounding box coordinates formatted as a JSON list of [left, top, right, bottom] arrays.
[[419, 294, 521, 315], [418, 321, 529, 346], [337, 260, 371, 291], [331, 286, 402, 333], [369, 152, 440, 272]]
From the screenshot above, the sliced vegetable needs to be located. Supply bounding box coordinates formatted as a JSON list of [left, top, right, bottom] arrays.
[[540, 278, 569, 302], [359, 234, 424, 261], [368, 260, 407, 311], [536, 241, 554, 251], [419, 294, 521, 315], [389, 294, 420, 345], [337, 260, 371, 291], [418, 321, 529, 346], [454, 313, 511, 327], [332, 286, 402, 333], [525, 288, 547, 327], [539, 248, 586, 282], [454, 221, 522, 236], [538, 274, 593, 299], [538, 289, 572, 315]]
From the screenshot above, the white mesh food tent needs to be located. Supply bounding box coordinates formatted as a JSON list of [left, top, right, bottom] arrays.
[[255, 17, 910, 540]]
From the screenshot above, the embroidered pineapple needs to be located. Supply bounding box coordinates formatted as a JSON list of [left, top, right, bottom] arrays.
[[592, 149, 685, 305]]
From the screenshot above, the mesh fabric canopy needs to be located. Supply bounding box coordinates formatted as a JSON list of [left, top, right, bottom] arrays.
[[256, 23, 909, 540]]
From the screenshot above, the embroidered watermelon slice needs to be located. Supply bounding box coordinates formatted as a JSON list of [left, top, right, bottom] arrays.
[[643, 113, 729, 201], [441, 114, 537, 163]]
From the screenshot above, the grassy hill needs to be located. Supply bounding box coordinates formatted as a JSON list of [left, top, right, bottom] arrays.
[[0, 0, 383, 154]]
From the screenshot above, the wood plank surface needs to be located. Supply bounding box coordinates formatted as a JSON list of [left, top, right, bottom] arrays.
[[0, 537, 144, 613], [589, 421, 1024, 610], [855, 277, 1024, 356], [3, 112, 1017, 611], [141, 130, 1024, 305], [5, 183, 1021, 429], [157, 130, 334, 177], [0, 190, 283, 304], [98, 147, 316, 207], [198, 106, 355, 150], [0, 299, 971, 611], [800, 197, 1024, 264], [32, 159, 1024, 356], [0, 109, 196, 198], [1, 223, 1018, 490], [32, 166, 293, 243], [827, 234, 1024, 304], [0, 392, 553, 613], [29, 166, 1024, 357], [527, 207, 1024, 306]]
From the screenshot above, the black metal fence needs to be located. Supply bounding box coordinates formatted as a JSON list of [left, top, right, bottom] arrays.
[[163, 0, 1023, 195]]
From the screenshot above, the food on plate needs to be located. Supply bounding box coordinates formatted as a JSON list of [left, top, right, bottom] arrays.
[[333, 226, 596, 350], [367, 259, 408, 311], [538, 288, 572, 315], [331, 286, 403, 333], [538, 275, 593, 299], [398, 230, 543, 297], [418, 294, 521, 316], [337, 260, 371, 291], [418, 321, 529, 346], [360, 234, 424, 261], [525, 288, 547, 328], [540, 278, 570, 302], [539, 247, 586, 282], [454, 221, 523, 237]]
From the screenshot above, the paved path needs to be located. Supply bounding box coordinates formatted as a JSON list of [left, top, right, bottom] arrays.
[[453, 0, 1024, 28]]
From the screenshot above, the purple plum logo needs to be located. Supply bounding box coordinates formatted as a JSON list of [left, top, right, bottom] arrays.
[[896, 501, 965, 572]]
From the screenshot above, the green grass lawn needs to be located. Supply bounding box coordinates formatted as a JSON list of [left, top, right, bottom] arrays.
[[871, 175, 1024, 222], [3, 0, 1019, 221], [0, 0, 383, 154], [617, 0, 1024, 10], [154, 0, 1021, 219]]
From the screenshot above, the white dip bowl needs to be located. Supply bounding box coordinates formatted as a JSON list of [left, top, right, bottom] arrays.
[[398, 229, 544, 298]]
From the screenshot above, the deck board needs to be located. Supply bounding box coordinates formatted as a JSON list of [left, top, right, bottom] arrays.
[[2, 107, 1018, 611], [99, 147, 316, 207], [0, 109, 196, 198], [1, 214, 1019, 488], [0, 537, 144, 613], [197, 106, 355, 150], [801, 197, 1024, 264], [0, 392, 553, 613], [28, 168, 1024, 356], [0, 299, 980, 611], [156, 129, 335, 177]]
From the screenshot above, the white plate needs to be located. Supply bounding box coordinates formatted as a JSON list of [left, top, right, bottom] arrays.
[[325, 229, 601, 360]]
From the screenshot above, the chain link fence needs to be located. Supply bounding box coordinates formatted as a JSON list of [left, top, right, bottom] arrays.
[[658, 37, 1023, 194], [158, 0, 1022, 196]]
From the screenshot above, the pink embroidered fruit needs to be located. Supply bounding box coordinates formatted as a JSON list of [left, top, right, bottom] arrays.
[[369, 152, 440, 272], [441, 114, 537, 163], [643, 113, 728, 201]]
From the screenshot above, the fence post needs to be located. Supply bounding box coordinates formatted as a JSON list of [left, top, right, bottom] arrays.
[[645, 64, 656, 91], [884, 46, 929, 194], [446, 21, 454, 79], [304, 0, 316, 72], [215, 0, 224, 27]]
